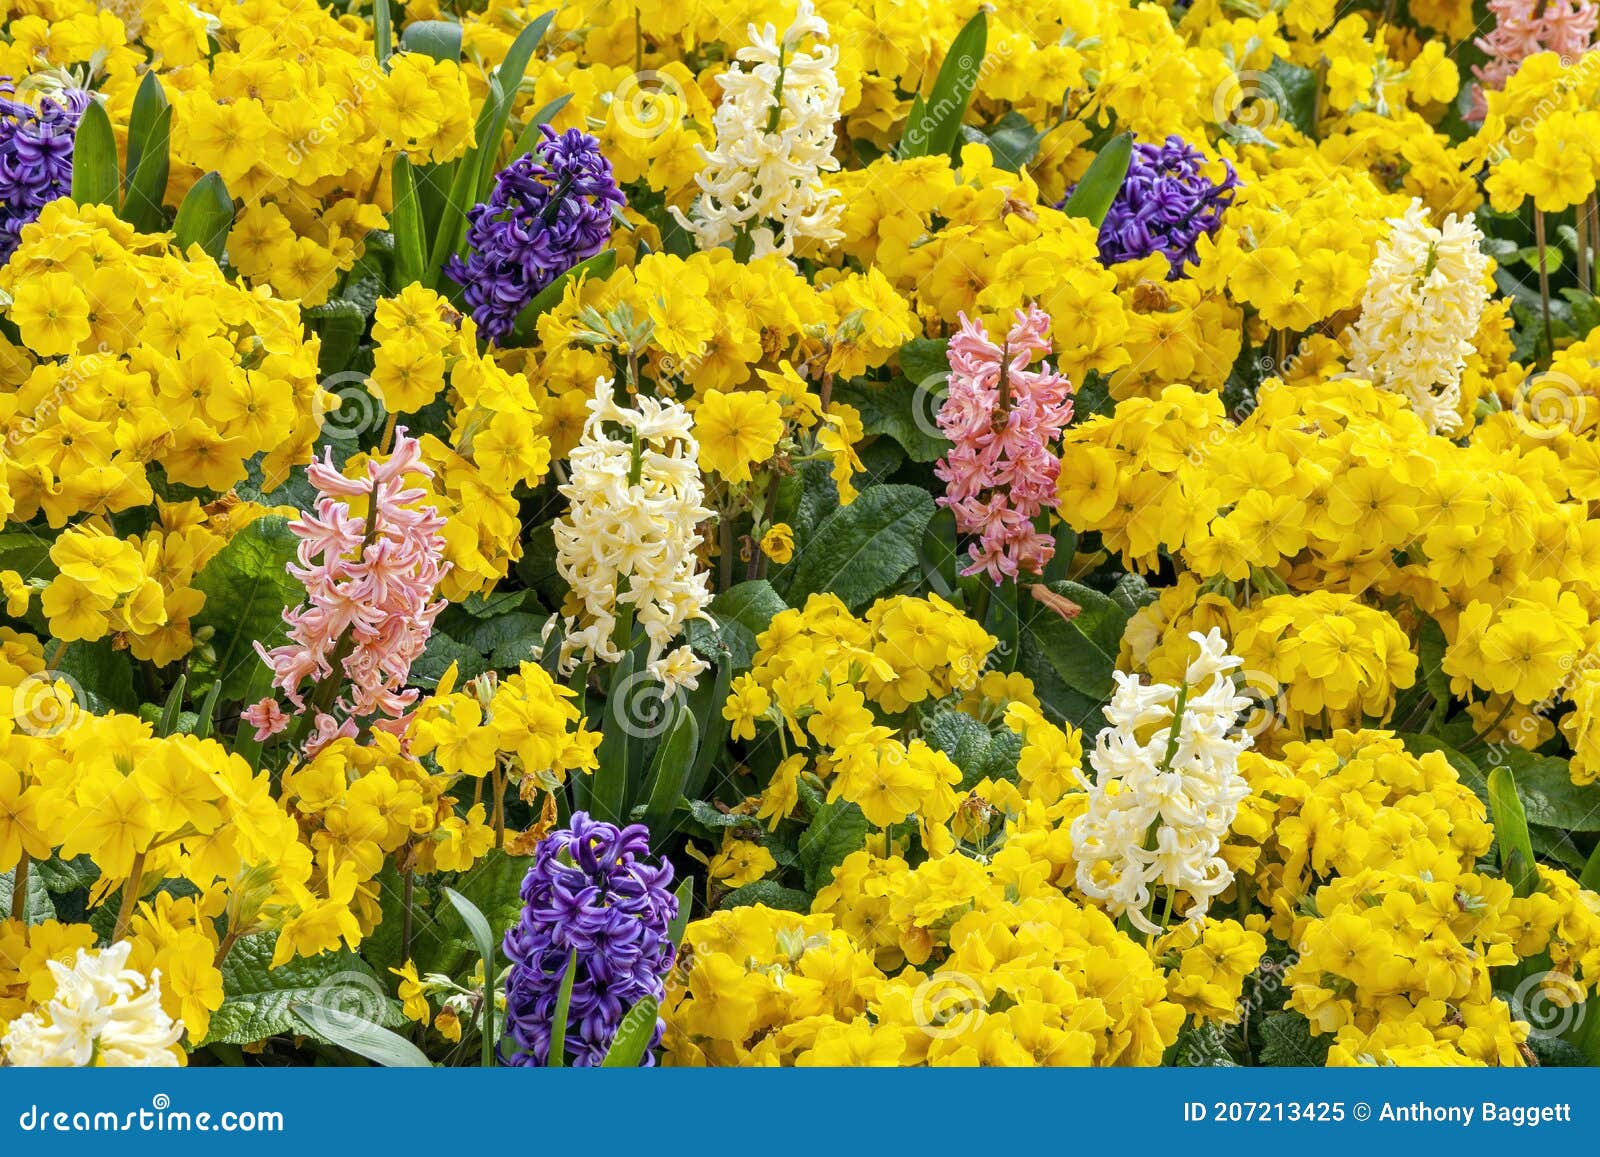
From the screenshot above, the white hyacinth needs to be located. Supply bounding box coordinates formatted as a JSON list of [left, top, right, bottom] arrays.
[[1070, 629, 1254, 935], [1, 941, 181, 1067], [552, 378, 714, 692], [669, 0, 844, 259], [1345, 198, 1491, 436]]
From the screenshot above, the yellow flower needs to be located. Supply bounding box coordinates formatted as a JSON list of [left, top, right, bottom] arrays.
[[759, 523, 794, 564], [693, 389, 784, 483]]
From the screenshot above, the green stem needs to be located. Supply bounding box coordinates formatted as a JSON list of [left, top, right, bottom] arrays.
[[112, 850, 147, 941], [10, 851, 29, 922], [1535, 209, 1554, 362]]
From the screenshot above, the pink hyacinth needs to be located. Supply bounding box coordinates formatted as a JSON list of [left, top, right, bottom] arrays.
[[1470, 0, 1596, 120], [253, 429, 449, 746], [933, 306, 1074, 584]]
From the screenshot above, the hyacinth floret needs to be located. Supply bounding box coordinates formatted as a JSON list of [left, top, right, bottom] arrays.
[[1076, 134, 1239, 279], [934, 306, 1074, 584], [502, 813, 678, 1067], [0, 78, 90, 262], [446, 126, 624, 344], [1070, 629, 1253, 935]]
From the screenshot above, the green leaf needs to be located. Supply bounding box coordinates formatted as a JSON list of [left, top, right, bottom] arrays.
[[640, 704, 700, 838], [191, 516, 302, 702], [441, 886, 498, 1067], [205, 933, 402, 1045], [511, 93, 574, 159], [834, 378, 949, 463], [899, 94, 928, 157], [399, 20, 462, 61], [0, 866, 56, 925], [682, 655, 732, 800], [121, 74, 172, 232], [901, 11, 986, 160], [70, 98, 118, 207], [897, 336, 948, 385], [172, 172, 234, 262], [473, 12, 556, 201], [1487, 766, 1539, 897], [719, 880, 810, 912], [797, 800, 870, 892], [591, 652, 638, 824], [411, 631, 488, 690], [1022, 580, 1128, 700], [120, 104, 171, 233], [687, 580, 787, 668], [668, 876, 694, 949], [373, 0, 393, 64], [157, 674, 187, 737], [508, 248, 617, 342], [390, 155, 427, 289], [1264, 58, 1319, 136], [781, 484, 935, 611], [1255, 1010, 1329, 1067], [1491, 749, 1600, 831], [193, 676, 224, 741], [289, 1003, 431, 1067], [1061, 132, 1132, 228], [974, 110, 1052, 172], [441, 887, 496, 977], [546, 948, 578, 1067], [600, 995, 660, 1067]]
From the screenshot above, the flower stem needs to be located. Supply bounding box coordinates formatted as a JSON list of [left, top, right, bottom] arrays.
[[10, 851, 29, 922], [112, 850, 147, 941], [1535, 208, 1554, 361]]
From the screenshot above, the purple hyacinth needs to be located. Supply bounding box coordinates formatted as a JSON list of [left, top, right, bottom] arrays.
[[445, 126, 624, 345], [0, 80, 90, 263], [1071, 134, 1240, 279], [501, 812, 677, 1067]]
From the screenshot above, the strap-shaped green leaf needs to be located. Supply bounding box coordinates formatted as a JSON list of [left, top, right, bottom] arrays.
[[70, 98, 119, 207], [289, 1004, 432, 1067], [600, 995, 660, 1067], [900, 12, 986, 160], [172, 172, 235, 262], [1488, 765, 1539, 897], [640, 705, 699, 838], [390, 155, 427, 289], [1061, 132, 1133, 227]]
